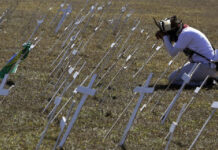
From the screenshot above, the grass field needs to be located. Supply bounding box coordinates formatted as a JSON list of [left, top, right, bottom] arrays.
[[0, 0, 218, 149]]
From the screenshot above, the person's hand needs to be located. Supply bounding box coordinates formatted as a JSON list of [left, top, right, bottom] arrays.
[[155, 31, 166, 40]]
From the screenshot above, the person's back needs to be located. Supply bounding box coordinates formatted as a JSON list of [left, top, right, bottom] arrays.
[[177, 27, 215, 63]]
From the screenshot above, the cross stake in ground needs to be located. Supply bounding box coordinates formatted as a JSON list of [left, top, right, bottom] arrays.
[[118, 73, 154, 149], [58, 74, 97, 148], [53, 116, 66, 150], [188, 101, 218, 150], [55, 4, 72, 33], [161, 63, 200, 124], [140, 55, 179, 112], [36, 96, 62, 150], [28, 15, 46, 42], [165, 104, 186, 150]]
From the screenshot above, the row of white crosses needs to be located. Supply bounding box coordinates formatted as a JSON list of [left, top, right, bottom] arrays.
[[48, 1, 99, 54], [36, 74, 97, 149], [43, 0, 119, 111], [140, 54, 180, 112], [43, 59, 86, 113], [47, 0, 88, 53], [37, 5, 129, 147], [96, 20, 144, 92], [40, 4, 141, 143], [61, 3, 97, 48], [94, 19, 141, 85], [32, 1, 217, 149], [37, 2, 146, 149], [103, 42, 167, 139], [49, 1, 135, 83], [49, 3, 110, 78]]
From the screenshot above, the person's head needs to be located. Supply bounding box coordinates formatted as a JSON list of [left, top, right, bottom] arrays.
[[154, 16, 184, 42]]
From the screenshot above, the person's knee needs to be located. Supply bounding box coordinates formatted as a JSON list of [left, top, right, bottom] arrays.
[[168, 71, 180, 83]]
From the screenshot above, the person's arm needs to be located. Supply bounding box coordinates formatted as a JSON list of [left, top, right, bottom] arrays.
[[163, 36, 182, 57], [163, 32, 191, 57]]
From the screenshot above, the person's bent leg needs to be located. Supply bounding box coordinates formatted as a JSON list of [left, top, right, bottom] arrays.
[[168, 62, 216, 86]]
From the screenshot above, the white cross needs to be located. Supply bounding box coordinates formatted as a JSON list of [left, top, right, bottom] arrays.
[[119, 73, 154, 147], [49, 2, 66, 25], [0, 74, 10, 96], [28, 15, 45, 42], [140, 55, 179, 112], [50, 62, 86, 123], [165, 104, 186, 150], [188, 101, 218, 150], [58, 74, 97, 148], [183, 75, 209, 113], [36, 96, 62, 150], [161, 63, 200, 124], [53, 116, 66, 150], [55, 4, 72, 33]]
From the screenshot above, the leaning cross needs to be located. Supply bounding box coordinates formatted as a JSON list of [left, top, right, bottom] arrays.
[[118, 73, 154, 149], [0, 74, 10, 96], [36, 96, 62, 150], [165, 104, 187, 150], [58, 74, 97, 148], [161, 63, 200, 124], [28, 16, 45, 42], [55, 4, 72, 33], [188, 101, 218, 150], [53, 116, 67, 150]]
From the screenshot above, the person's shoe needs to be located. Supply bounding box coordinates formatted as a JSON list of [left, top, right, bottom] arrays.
[[6, 80, 15, 86], [205, 78, 217, 88]]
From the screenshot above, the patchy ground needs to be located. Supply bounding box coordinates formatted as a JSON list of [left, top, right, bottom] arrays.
[[0, 0, 217, 149]]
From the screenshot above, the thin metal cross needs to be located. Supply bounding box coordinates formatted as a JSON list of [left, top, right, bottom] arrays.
[[165, 104, 187, 150], [140, 55, 179, 112], [50, 61, 86, 122], [118, 73, 154, 148], [28, 15, 46, 42], [55, 4, 72, 33], [183, 75, 210, 113], [58, 74, 97, 148], [161, 63, 200, 124], [188, 101, 218, 150], [52, 116, 66, 150], [36, 96, 62, 150]]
